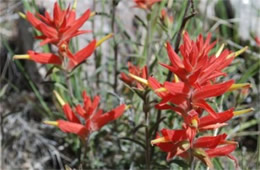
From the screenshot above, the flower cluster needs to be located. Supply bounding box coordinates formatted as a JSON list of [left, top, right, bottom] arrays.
[[120, 62, 148, 90], [45, 91, 125, 139], [14, 1, 112, 71], [11, 0, 254, 168], [133, 0, 161, 9], [128, 32, 251, 168], [255, 36, 260, 46], [160, 9, 173, 27]]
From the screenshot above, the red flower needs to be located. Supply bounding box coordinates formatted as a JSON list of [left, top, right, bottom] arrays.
[[162, 32, 236, 86], [133, 0, 161, 9], [26, 2, 96, 70], [144, 33, 248, 119], [152, 129, 238, 168], [255, 37, 260, 46], [66, 40, 97, 70], [26, 2, 91, 47], [120, 62, 148, 90], [160, 9, 173, 26], [23, 50, 62, 65], [136, 32, 251, 169], [13, 40, 96, 70], [198, 109, 234, 130], [148, 77, 234, 118], [45, 91, 125, 139], [14, 2, 113, 71]]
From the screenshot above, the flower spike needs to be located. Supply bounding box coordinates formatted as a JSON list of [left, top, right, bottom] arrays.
[[45, 91, 125, 139], [149, 32, 247, 169], [133, 0, 162, 9], [121, 62, 148, 90], [15, 3, 95, 70]]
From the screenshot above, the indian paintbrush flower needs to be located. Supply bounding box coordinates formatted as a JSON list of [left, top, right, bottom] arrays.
[[13, 1, 113, 71], [120, 62, 148, 90], [127, 32, 252, 168], [160, 9, 173, 27], [44, 91, 126, 139], [25, 1, 91, 47], [255, 36, 260, 46], [133, 0, 161, 10], [151, 129, 238, 168]]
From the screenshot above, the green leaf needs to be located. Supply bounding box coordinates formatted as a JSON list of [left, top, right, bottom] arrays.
[[238, 59, 260, 83], [212, 157, 224, 170]]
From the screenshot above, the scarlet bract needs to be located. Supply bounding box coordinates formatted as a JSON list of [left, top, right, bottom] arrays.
[[14, 2, 96, 70], [148, 32, 247, 168], [133, 0, 161, 9], [45, 91, 125, 139]]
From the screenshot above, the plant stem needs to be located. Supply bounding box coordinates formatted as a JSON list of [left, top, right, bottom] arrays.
[[150, 110, 161, 159], [144, 12, 151, 68], [143, 92, 151, 170], [190, 155, 195, 170], [92, 0, 100, 88], [0, 111, 4, 170], [257, 123, 260, 169], [145, 113, 150, 170], [81, 137, 90, 169], [65, 72, 73, 99], [111, 0, 118, 92]]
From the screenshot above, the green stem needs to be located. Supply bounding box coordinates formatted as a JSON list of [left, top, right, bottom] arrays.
[[150, 110, 161, 160], [189, 152, 195, 170], [111, 0, 118, 92], [257, 123, 260, 169], [145, 113, 150, 170], [81, 137, 90, 169], [144, 13, 151, 68], [92, 0, 100, 88], [65, 72, 74, 99], [143, 92, 151, 170]]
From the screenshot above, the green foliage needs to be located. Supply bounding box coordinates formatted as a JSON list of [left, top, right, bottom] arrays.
[[1, 0, 259, 169]]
